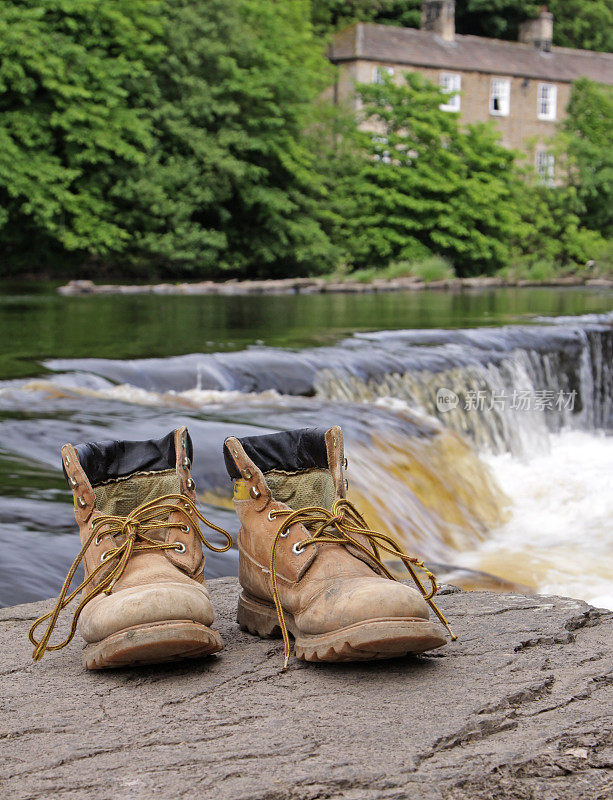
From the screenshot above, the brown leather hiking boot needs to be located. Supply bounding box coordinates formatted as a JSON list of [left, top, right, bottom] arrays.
[[224, 426, 454, 667], [30, 427, 232, 669]]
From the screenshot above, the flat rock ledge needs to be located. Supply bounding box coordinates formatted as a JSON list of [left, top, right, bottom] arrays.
[[1, 579, 611, 800], [56, 275, 613, 297]]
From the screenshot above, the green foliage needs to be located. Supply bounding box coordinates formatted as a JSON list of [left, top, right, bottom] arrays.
[[312, 0, 613, 52], [389, 255, 455, 282], [120, 0, 335, 277], [557, 78, 613, 238], [319, 72, 530, 275], [0, 0, 161, 272], [1, 2, 609, 280], [497, 257, 558, 281], [311, 1, 420, 36], [1, 0, 337, 277], [337, 255, 455, 283], [545, 0, 613, 53], [592, 239, 613, 277]]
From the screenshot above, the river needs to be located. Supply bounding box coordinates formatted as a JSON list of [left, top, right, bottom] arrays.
[[0, 284, 611, 609]]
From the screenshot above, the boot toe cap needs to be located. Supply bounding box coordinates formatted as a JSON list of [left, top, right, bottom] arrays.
[[296, 577, 430, 635], [78, 581, 215, 643]]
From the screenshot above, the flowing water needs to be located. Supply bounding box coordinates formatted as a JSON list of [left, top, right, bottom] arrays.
[[0, 284, 611, 609]]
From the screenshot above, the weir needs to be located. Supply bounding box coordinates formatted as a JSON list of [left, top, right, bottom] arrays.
[[0, 312, 611, 606]]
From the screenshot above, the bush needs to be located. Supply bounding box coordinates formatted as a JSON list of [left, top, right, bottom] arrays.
[[345, 255, 455, 283], [401, 256, 455, 282]]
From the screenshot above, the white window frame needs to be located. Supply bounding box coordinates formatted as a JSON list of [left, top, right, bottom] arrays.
[[439, 73, 461, 112], [536, 150, 555, 185], [490, 78, 510, 117], [373, 65, 394, 85], [537, 83, 557, 121]]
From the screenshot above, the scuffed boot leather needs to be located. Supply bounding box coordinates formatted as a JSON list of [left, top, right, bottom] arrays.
[[30, 427, 232, 669], [224, 426, 454, 667]]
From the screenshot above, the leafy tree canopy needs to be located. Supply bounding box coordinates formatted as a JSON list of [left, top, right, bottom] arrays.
[[312, 0, 613, 52], [119, 0, 334, 277], [316, 72, 530, 274], [557, 78, 613, 237], [0, 0, 161, 269], [312, 71, 607, 274]]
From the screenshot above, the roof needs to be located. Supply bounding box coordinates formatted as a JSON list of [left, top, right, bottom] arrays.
[[330, 23, 613, 85]]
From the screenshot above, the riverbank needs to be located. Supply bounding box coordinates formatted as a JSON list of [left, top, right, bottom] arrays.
[[57, 275, 613, 297], [1, 578, 610, 800]]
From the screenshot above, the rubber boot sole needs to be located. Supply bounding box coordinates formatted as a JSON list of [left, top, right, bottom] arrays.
[[237, 592, 447, 662], [82, 619, 224, 669]]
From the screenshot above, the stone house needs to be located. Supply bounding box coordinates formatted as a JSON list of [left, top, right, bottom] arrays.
[[328, 2, 613, 181]]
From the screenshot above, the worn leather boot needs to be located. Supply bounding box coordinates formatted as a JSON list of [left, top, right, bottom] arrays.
[[224, 426, 454, 667], [30, 427, 232, 669]]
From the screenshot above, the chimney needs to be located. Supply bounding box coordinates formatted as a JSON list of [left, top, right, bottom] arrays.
[[421, 1, 455, 42], [519, 6, 553, 52]]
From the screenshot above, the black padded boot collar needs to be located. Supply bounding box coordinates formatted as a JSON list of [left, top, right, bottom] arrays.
[[64, 429, 192, 487], [224, 428, 328, 479]]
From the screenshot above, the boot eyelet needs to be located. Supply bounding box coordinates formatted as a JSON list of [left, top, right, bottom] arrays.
[[183, 503, 193, 515], [69, 476, 78, 489], [267, 510, 276, 521], [77, 497, 87, 508], [95, 533, 104, 546], [100, 550, 113, 562], [182, 456, 191, 468], [250, 486, 261, 499], [280, 531, 289, 538], [186, 478, 195, 490], [181, 524, 190, 533], [292, 542, 305, 555], [174, 542, 186, 553]]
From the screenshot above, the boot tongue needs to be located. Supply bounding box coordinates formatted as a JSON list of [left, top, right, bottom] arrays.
[[224, 427, 335, 511], [93, 470, 180, 519], [71, 430, 188, 520], [264, 469, 335, 511]]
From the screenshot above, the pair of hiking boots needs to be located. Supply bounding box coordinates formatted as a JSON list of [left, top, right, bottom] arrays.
[[30, 425, 454, 670]]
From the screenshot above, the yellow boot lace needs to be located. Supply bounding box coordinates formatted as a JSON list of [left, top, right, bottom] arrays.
[[29, 493, 233, 661], [269, 498, 457, 669]]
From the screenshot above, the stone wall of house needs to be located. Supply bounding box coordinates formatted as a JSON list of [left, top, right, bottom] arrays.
[[335, 59, 570, 163]]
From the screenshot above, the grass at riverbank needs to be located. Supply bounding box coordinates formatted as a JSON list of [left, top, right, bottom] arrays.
[[329, 246, 613, 287]]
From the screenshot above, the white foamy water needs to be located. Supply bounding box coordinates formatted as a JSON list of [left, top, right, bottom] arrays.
[[460, 430, 613, 608], [13, 379, 285, 409]]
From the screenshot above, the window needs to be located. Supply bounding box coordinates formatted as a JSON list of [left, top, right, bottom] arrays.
[[373, 66, 394, 84], [536, 150, 555, 185], [537, 83, 557, 120], [440, 73, 461, 112], [490, 78, 510, 116]]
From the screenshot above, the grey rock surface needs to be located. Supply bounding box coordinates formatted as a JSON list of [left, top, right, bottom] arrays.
[[56, 276, 613, 296], [1, 579, 611, 800]]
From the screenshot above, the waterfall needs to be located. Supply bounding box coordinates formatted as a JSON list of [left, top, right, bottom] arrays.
[[0, 312, 611, 605]]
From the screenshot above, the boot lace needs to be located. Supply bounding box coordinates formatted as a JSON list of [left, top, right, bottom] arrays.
[[29, 494, 233, 661], [269, 498, 456, 669]]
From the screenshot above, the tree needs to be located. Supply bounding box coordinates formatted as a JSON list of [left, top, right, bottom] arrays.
[[556, 78, 613, 237], [320, 72, 531, 274], [0, 0, 161, 272], [542, 0, 613, 53], [117, 0, 336, 277], [311, 1, 421, 37], [312, 0, 613, 52], [1, 0, 338, 278]]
